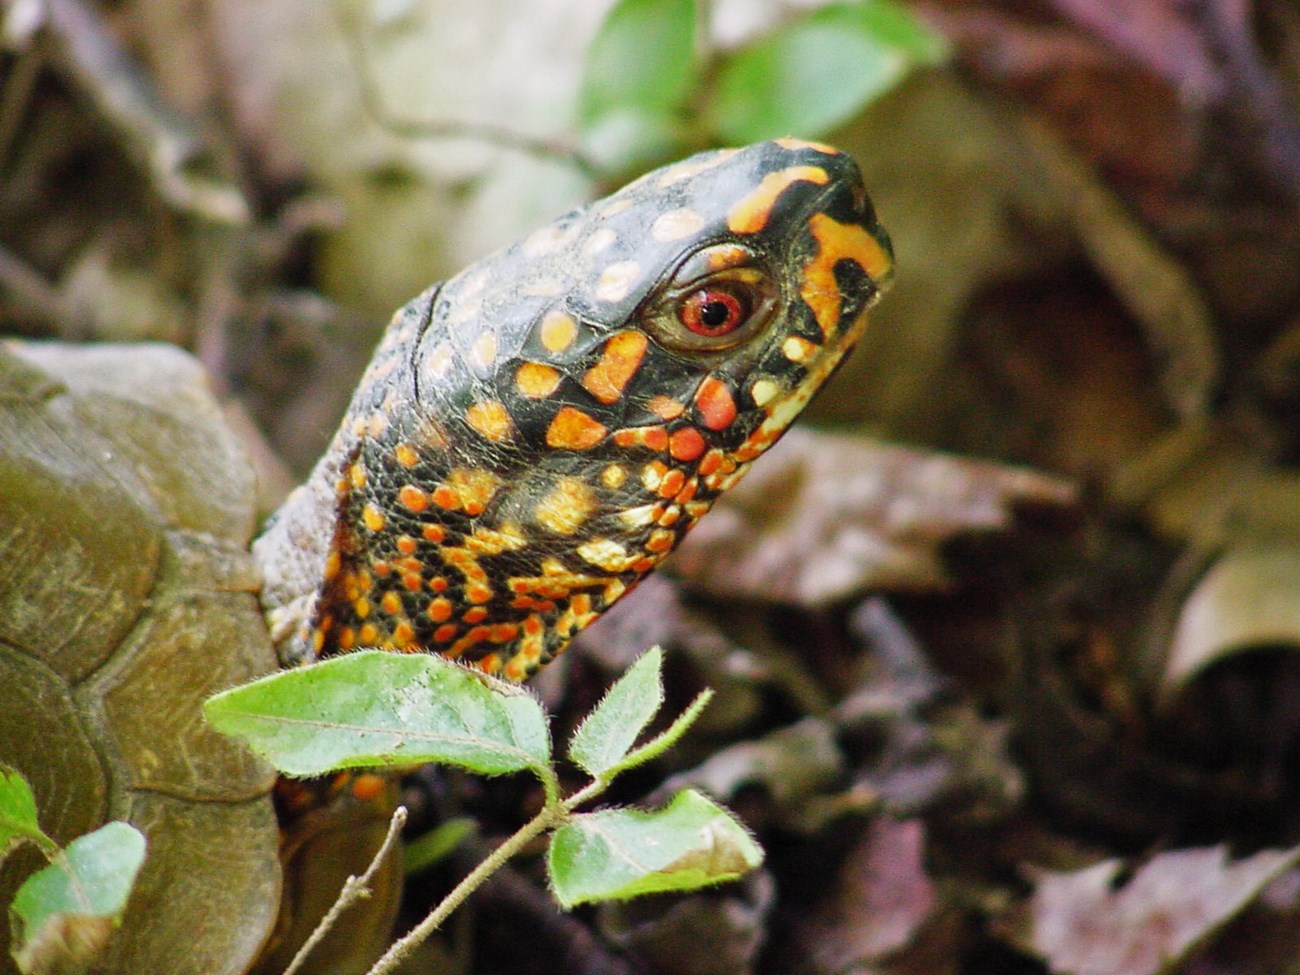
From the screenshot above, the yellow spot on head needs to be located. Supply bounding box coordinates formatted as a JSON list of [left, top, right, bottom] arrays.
[[536, 476, 598, 534], [359, 623, 379, 644], [577, 537, 632, 572], [651, 208, 705, 242], [362, 503, 386, 533], [381, 592, 402, 616], [594, 261, 641, 303], [583, 227, 617, 256], [349, 462, 366, 489], [424, 343, 454, 381], [750, 378, 780, 406], [516, 361, 561, 399], [539, 310, 577, 353], [465, 400, 514, 442], [353, 597, 371, 619], [656, 149, 737, 187], [522, 224, 568, 258], [782, 335, 818, 363], [581, 331, 648, 404], [600, 464, 626, 490], [727, 166, 830, 234], [469, 331, 498, 371], [394, 443, 420, 468]]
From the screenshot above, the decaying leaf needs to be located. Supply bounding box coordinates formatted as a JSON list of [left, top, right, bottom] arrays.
[[792, 817, 937, 973], [1160, 545, 1300, 702], [1010, 844, 1300, 975], [670, 429, 1077, 607]]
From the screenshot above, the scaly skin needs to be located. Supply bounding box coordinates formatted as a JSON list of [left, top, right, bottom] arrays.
[[255, 139, 892, 681]]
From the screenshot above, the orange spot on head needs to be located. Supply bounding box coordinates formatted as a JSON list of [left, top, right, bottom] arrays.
[[658, 468, 688, 499], [427, 598, 452, 622], [698, 449, 725, 476], [428, 576, 448, 592], [338, 627, 356, 650], [463, 607, 488, 624], [675, 477, 699, 504], [546, 406, 606, 450], [648, 395, 686, 420], [398, 485, 428, 513], [434, 623, 458, 643], [613, 425, 669, 452], [516, 362, 562, 399], [381, 592, 402, 616], [774, 136, 840, 154], [581, 331, 648, 404], [422, 524, 445, 543], [396, 534, 418, 555], [351, 773, 386, 801], [403, 573, 423, 592], [727, 165, 830, 234], [694, 377, 738, 431], [800, 211, 893, 339], [504, 659, 526, 681], [466, 582, 493, 604], [465, 400, 514, 442], [359, 623, 379, 644], [393, 622, 416, 646], [539, 310, 577, 352], [669, 427, 706, 462], [657, 506, 681, 527], [490, 623, 518, 643]]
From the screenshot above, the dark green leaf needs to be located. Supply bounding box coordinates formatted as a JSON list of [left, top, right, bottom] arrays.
[[204, 650, 551, 778]]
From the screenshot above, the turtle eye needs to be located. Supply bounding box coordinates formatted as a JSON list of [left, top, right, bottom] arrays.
[[679, 286, 751, 337], [645, 245, 779, 353]]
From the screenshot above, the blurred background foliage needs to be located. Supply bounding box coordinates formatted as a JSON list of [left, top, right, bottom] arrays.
[[5, 0, 1300, 972]]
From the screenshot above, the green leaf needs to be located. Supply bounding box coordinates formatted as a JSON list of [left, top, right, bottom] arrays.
[[548, 789, 763, 907], [403, 817, 476, 875], [0, 766, 54, 862], [9, 821, 146, 975], [203, 650, 551, 778], [568, 647, 665, 777], [578, 0, 700, 170], [707, 1, 948, 144], [608, 688, 712, 776]]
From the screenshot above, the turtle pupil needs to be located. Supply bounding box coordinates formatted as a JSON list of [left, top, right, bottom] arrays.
[[699, 301, 731, 328]]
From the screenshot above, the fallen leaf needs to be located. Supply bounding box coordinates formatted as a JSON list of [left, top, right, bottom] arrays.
[[1010, 844, 1300, 975], [669, 429, 1076, 607]]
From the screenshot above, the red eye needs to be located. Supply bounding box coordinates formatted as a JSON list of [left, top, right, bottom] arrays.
[[678, 288, 750, 337]]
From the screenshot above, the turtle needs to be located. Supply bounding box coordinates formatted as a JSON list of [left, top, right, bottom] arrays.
[[0, 138, 892, 974]]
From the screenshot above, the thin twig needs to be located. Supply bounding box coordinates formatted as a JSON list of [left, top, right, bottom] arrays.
[[282, 805, 409, 975]]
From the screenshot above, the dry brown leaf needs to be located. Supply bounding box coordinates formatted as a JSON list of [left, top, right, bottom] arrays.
[[1011, 844, 1300, 975], [669, 429, 1077, 607], [792, 817, 937, 973], [1161, 546, 1300, 703]]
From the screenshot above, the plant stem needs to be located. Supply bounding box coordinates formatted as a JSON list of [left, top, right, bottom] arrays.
[[364, 791, 578, 975]]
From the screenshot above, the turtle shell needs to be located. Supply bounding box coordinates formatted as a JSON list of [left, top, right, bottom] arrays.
[[0, 343, 281, 974]]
